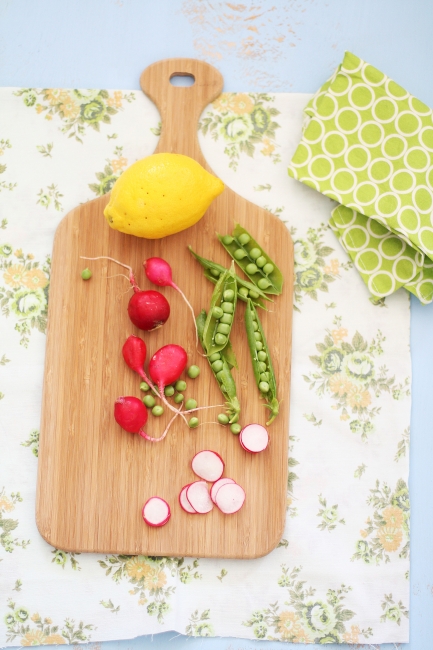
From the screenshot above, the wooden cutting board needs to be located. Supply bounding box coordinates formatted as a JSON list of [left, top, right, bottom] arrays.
[[36, 58, 294, 559]]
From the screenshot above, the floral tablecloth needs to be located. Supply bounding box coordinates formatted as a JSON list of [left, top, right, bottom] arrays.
[[0, 87, 410, 646]]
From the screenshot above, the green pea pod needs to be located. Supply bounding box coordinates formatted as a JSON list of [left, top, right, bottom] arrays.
[[188, 246, 272, 306], [245, 299, 279, 425], [196, 310, 240, 423], [218, 224, 283, 295], [203, 262, 237, 357]]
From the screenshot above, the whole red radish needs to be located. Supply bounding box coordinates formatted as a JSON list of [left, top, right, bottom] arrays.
[[114, 396, 148, 434], [149, 344, 188, 390], [128, 289, 170, 331], [122, 336, 147, 381]]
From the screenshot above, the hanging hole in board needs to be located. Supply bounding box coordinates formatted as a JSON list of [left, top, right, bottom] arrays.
[[170, 73, 195, 87]]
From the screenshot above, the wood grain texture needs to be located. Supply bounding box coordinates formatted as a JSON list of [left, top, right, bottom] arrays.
[[36, 58, 294, 559]]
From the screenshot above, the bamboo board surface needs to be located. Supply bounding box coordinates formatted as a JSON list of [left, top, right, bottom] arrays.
[[36, 59, 294, 558]]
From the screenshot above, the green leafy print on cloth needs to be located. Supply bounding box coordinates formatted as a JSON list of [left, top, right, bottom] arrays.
[[4, 597, 94, 645], [0, 139, 16, 192], [185, 609, 214, 637], [21, 429, 39, 457], [0, 246, 50, 347], [242, 565, 373, 643], [14, 89, 135, 143], [0, 488, 30, 553], [51, 549, 81, 571], [89, 146, 128, 196], [0, 353, 11, 401], [353, 479, 410, 565], [98, 555, 201, 623], [317, 494, 345, 531], [36, 184, 63, 211], [304, 316, 410, 440], [380, 593, 409, 626], [199, 93, 281, 170]]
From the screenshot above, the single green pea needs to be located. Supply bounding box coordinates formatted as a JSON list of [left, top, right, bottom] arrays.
[[217, 323, 230, 335], [221, 302, 234, 314], [256, 255, 267, 268], [248, 290, 260, 299], [217, 413, 229, 425], [81, 268, 92, 280], [230, 423, 242, 434], [222, 235, 234, 245], [223, 289, 235, 302], [260, 372, 270, 382], [187, 365, 200, 379], [249, 247, 261, 260], [211, 359, 224, 373], [238, 233, 250, 245], [255, 341, 263, 351], [258, 361, 267, 373], [251, 311, 257, 321], [257, 278, 272, 290], [152, 405, 164, 416], [175, 380, 187, 391], [215, 333, 227, 346], [234, 248, 248, 260], [174, 393, 184, 404], [212, 306, 224, 319], [263, 263, 274, 275], [188, 417, 199, 428], [239, 287, 249, 298], [216, 370, 225, 382], [220, 313, 232, 325], [185, 398, 197, 411], [245, 263, 258, 275], [143, 395, 156, 408], [259, 381, 270, 393], [210, 268, 221, 277], [252, 321, 259, 331], [258, 350, 267, 361], [140, 381, 150, 392], [209, 352, 221, 362], [254, 331, 262, 341], [164, 386, 175, 397]]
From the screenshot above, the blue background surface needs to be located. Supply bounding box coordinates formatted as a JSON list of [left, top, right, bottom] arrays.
[[1, 1, 432, 648]]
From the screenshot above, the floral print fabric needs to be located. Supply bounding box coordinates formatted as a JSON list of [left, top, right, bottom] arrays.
[[0, 88, 410, 646]]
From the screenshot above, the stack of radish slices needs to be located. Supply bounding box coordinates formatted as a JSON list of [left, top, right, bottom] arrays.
[[179, 450, 245, 515], [239, 423, 269, 453]]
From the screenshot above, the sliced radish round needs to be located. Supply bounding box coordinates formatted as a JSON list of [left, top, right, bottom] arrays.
[[191, 450, 225, 482], [186, 481, 213, 514], [210, 477, 236, 504], [142, 497, 171, 527], [239, 423, 269, 453], [215, 483, 245, 514], [179, 484, 197, 514]]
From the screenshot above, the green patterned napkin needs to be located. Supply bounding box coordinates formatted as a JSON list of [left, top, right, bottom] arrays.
[[288, 51, 433, 302]]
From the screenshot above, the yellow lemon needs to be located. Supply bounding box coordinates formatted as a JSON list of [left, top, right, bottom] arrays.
[[103, 153, 224, 239]]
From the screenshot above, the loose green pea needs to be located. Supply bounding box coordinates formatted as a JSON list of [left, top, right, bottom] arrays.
[[252, 321, 259, 331], [81, 268, 92, 280], [239, 287, 249, 298], [234, 248, 247, 260], [245, 263, 258, 275], [223, 289, 235, 301], [217, 323, 230, 335], [211, 359, 224, 373], [164, 386, 175, 397], [256, 255, 267, 268], [230, 423, 241, 434], [174, 393, 184, 404], [259, 381, 270, 393], [175, 380, 187, 391], [188, 417, 199, 428], [238, 233, 250, 245], [220, 313, 232, 325], [210, 268, 220, 277], [248, 290, 260, 299], [249, 247, 261, 260], [258, 278, 272, 290], [212, 306, 224, 319], [258, 350, 267, 361], [255, 341, 263, 351], [260, 372, 270, 382], [209, 352, 221, 362], [215, 333, 227, 346], [152, 405, 164, 416], [140, 382, 150, 392], [222, 235, 234, 245], [221, 302, 234, 314], [217, 413, 229, 425], [185, 398, 197, 411], [143, 395, 156, 408], [187, 365, 200, 379], [254, 331, 262, 341], [258, 361, 267, 373], [263, 263, 274, 275]]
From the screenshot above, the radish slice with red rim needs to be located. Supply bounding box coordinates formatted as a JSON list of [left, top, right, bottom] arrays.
[[215, 483, 245, 514], [142, 497, 171, 527], [210, 477, 236, 504], [191, 450, 225, 482], [186, 481, 213, 514], [179, 484, 197, 514], [239, 423, 269, 453]]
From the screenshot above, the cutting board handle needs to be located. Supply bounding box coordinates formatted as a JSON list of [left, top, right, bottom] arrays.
[[140, 58, 223, 165]]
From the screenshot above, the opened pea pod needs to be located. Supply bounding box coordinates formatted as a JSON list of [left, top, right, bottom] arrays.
[[245, 299, 279, 425], [218, 224, 283, 295], [202, 261, 237, 357]]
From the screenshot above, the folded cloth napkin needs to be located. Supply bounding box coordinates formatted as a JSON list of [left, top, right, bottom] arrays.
[[288, 51, 433, 303]]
